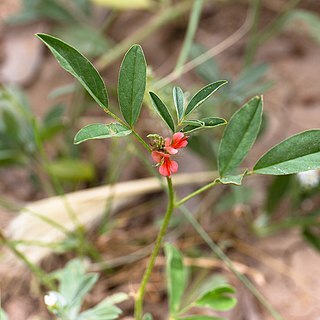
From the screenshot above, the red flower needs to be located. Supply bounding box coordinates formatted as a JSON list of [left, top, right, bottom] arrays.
[[164, 132, 188, 155], [152, 151, 178, 177]]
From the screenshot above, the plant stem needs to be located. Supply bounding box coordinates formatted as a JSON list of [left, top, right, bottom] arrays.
[[96, 0, 193, 70], [175, 179, 220, 207], [174, 0, 203, 74], [105, 109, 151, 152], [134, 177, 175, 320], [132, 131, 152, 152]]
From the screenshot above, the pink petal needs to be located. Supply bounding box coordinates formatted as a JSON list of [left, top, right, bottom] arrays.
[[177, 139, 188, 148], [164, 137, 171, 147], [169, 160, 178, 174], [173, 132, 184, 142], [159, 162, 171, 176], [172, 132, 188, 149], [152, 151, 170, 163], [164, 146, 178, 155], [151, 151, 162, 163]]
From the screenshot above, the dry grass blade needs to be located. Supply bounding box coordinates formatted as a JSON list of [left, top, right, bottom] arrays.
[[2, 171, 215, 267]]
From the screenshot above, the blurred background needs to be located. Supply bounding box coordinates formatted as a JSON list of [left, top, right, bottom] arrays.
[[0, 0, 320, 319]]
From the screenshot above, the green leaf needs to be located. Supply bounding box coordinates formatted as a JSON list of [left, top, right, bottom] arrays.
[[182, 119, 204, 126], [143, 313, 154, 320], [253, 130, 320, 175], [78, 296, 123, 320], [181, 119, 203, 133], [201, 117, 226, 127], [46, 158, 95, 181], [184, 80, 227, 116], [118, 44, 147, 126], [195, 285, 237, 311], [0, 308, 8, 320], [53, 259, 99, 315], [216, 170, 247, 186], [181, 117, 226, 134], [74, 123, 132, 144], [179, 316, 224, 320], [100, 293, 128, 305], [164, 243, 187, 315], [36, 33, 108, 110], [149, 92, 175, 132], [218, 96, 263, 177], [173, 86, 184, 122]]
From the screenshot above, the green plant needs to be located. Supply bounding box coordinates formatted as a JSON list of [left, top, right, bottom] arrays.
[[253, 170, 320, 245], [44, 259, 128, 320], [0, 85, 95, 184], [36, 33, 320, 320], [164, 243, 236, 320], [0, 307, 8, 320]]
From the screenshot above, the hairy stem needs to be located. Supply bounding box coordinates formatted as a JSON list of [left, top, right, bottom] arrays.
[[134, 177, 175, 320]]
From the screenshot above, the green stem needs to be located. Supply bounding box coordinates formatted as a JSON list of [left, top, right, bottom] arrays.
[[134, 177, 175, 320], [176, 170, 254, 207], [174, 0, 203, 73], [179, 205, 283, 320], [175, 179, 220, 207], [105, 109, 151, 152], [96, 0, 193, 70], [132, 131, 152, 152]]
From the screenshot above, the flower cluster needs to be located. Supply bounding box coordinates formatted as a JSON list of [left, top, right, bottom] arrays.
[[150, 132, 188, 177]]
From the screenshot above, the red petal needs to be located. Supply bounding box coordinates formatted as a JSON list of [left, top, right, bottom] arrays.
[[171, 132, 188, 149], [159, 161, 171, 176], [169, 159, 178, 174], [172, 132, 184, 142], [164, 137, 171, 147], [152, 150, 170, 163], [164, 146, 178, 155], [151, 151, 162, 163]]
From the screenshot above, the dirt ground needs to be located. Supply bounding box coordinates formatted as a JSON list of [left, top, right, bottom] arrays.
[[1, 1, 320, 319]]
